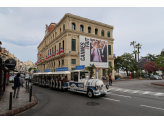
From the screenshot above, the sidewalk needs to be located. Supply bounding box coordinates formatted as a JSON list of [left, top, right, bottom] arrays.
[[151, 82, 164, 87], [0, 82, 38, 116]]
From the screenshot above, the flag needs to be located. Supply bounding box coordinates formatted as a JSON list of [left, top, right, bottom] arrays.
[[49, 54, 51, 58], [40, 52, 41, 56], [57, 50, 59, 55], [113, 54, 116, 58], [46, 56, 47, 60], [52, 52, 54, 57], [42, 57, 44, 61], [60, 48, 63, 53]]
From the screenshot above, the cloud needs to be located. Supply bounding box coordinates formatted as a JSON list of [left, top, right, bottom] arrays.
[[2, 41, 37, 63], [0, 7, 164, 64]]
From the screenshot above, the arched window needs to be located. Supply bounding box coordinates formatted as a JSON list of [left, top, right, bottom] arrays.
[[80, 25, 83, 32], [107, 31, 110, 37], [101, 30, 104, 36], [63, 24, 65, 31], [60, 28, 61, 33], [72, 23, 75, 30], [88, 27, 91, 33], [95, 28, 98, 35]]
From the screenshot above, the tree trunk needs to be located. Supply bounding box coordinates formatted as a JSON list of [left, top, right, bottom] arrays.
[[126, 70, 128, 76], [138, 47, 139, 62]]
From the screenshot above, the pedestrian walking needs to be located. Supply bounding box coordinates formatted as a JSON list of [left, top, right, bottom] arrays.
[[20, 74, 25, 87], [13, 73, 21, 98], [147, 74, 149, 80], [108, 73, 112, 86]]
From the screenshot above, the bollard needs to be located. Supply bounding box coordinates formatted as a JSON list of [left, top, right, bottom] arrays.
[[31, 86, 32, 94], [9, 92, 12, 110], [29, 88, 32, 102], [28, 80, 29, 92], [26, 81, 27, 91]]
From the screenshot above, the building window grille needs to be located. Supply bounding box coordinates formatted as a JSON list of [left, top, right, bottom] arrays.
[[80, 25, 83, 32], [62, 60, 64, 65], [72, 23, 75, 30], [88, 27, 91, 33], [71, 59, 76, 64], [101, 30, 104, 36], [107, 31, 110, 37], [95, 29, 98, 35], [108, 45, 111, 55], [72, 39, 76, 51]]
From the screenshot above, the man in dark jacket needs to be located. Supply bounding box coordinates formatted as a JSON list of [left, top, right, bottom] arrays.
[[13, 73, 21, 98], [100, 41, 107, 62]]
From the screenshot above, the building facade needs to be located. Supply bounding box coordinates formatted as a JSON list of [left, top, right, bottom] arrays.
[[37, 13, 115, 79]]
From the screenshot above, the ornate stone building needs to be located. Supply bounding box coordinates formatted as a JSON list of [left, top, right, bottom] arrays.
[[37, 13, 115, 79]]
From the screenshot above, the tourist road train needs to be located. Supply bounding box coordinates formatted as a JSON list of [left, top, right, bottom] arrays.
[[33, 70, 110, 98]]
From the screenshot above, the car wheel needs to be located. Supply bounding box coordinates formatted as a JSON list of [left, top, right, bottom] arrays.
[[87, 90, 94, 98]]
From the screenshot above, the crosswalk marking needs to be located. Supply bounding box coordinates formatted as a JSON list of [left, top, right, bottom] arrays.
[[107, 87, 164, 97], [103, 97, 120, 102]]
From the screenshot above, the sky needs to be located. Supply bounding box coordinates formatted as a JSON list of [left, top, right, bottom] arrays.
[[0, 5, 164, 63]]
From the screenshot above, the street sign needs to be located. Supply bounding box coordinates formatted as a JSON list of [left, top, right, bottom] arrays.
[[76, 65, 85, 70], [5, 58, 16, 70], [56, 67, 68, 72]]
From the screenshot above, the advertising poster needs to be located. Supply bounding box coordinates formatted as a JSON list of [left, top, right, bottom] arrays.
[[79, 35, 108, 68]]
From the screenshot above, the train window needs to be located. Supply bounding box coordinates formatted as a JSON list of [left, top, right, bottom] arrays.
[[74, 72, 78, 81], [80, 72, 86, 79], [71, 73, 74, 81]]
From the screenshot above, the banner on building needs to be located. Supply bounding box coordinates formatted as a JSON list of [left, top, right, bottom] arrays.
[[79, 35, 108, 68]]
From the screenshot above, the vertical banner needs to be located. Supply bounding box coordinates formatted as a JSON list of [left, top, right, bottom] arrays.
[[79, 35, 108, 68]]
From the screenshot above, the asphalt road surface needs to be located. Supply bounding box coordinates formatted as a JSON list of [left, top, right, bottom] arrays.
[[19, 81, 164, 116]]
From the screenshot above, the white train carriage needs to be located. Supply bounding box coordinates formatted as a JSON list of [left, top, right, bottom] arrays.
[[64, 70, 110, 98]]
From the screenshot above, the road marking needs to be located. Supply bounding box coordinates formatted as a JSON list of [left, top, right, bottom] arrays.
[[154, 93, 164, 96], [140, 105, 164, 111], [132, 90, 139, 94], [123, 89, 129, 93], [109, 88, 115, 90], [142, 91, 150, 95], [103, 97, 120, 102], [109, 93, 131, 98], [115, 88, 122, 92]]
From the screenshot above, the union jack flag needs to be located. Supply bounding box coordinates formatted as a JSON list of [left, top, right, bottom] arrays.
[[60, 48, 63, 53]]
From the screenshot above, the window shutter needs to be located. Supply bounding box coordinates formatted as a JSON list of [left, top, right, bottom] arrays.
[[108, 31, 110, 37], [108, 45, 111, 55], [63, 25, 65, 31], [101, 30, 104, 36], [103, 69, 106, 76], [109, 62, 111, 66], [72, 39, 76, 51]]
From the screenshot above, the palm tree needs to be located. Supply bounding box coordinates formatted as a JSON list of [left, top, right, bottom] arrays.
[[132, 50, 138, 62], [130, 41, 137, 61], [135, 43, 142, 62], [86, 64, 96, 78]]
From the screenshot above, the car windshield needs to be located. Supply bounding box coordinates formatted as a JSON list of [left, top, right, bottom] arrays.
[[154, 75, 159, 77]]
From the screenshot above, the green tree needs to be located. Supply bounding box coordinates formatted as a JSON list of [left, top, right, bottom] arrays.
[[135, 43, 142, 62], [132, 50, 138, 62], [143, 53, 157, 62], [156, 56, 164, 74], [28, 67, 33, 72], [33, 68, 37, 73], [86, 64, 96, 78], [119, 53, 135, 76], [114, 56, 124, 74], [106, 65, 114, 75]]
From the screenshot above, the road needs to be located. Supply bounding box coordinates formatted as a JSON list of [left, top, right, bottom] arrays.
[[19, 80, 164, 116]]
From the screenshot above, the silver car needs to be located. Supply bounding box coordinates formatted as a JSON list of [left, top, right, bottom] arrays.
[[150, 75, 162, 80]]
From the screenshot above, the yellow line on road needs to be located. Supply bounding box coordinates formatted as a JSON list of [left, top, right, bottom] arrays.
[[14, 101, 39, 116]]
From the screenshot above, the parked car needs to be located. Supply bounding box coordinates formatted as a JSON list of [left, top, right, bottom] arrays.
[[150, 75, 162, 80]]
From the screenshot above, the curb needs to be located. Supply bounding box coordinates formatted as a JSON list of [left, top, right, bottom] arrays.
[[0, 83, 38, 116], [0, 94, 38, 116], [151, 83, 164, 87]]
